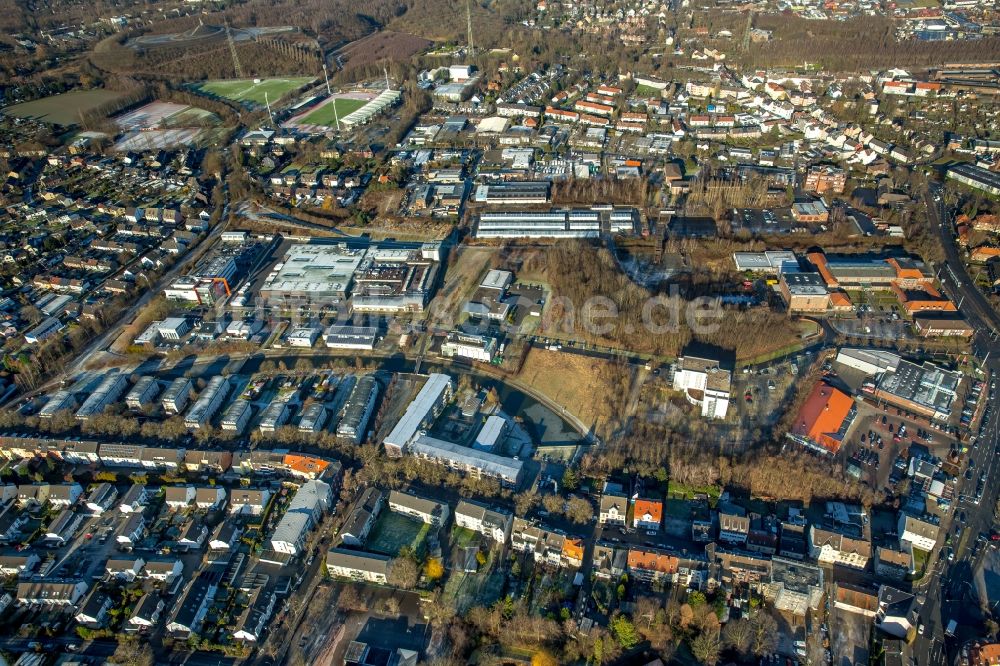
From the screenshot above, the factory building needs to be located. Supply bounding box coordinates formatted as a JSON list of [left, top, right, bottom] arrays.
[[473, 181, 551, 205], [440, 331, 497, 363], [324, 325, 379, 350], [259, 244, 364, 312], [871, 360, 961, 421], [476, 210, 601, 238], [286, 326, 322, 348]]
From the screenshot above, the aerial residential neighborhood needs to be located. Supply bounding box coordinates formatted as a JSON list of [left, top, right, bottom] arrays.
[[0, 0, 999, 662]]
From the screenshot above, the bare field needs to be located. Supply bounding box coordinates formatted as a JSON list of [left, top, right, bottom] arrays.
[[336, 30, 432, 74], [427, 246, 494, 324], [517, 348, 631, 437], [3, 89, 126, 126]]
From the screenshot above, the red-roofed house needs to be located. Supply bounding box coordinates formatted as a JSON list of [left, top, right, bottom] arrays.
[[632, 498, 663, 531], [626, 548, 679, 582]]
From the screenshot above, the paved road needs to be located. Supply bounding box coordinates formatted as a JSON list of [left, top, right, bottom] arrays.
[[61, 208, 229, 381], [913, 184, 1000, 664], [924, 185, 1000, 355], [0, 637, 117, 659], [932, 381, 1000, 664]]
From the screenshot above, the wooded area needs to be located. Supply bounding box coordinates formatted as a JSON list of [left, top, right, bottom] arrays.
[[504, 241, 802, 361]]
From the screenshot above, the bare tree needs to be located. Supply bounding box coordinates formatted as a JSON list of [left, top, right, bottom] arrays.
[[749, 611, 778, 657], [722, 617, 753, 656], [691, 627, 722, 665], [388, 556, 419, 589]]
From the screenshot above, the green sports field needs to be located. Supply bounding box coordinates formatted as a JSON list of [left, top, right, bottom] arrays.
[[299, 97, 370, 127], [196, 77, 314, 105]]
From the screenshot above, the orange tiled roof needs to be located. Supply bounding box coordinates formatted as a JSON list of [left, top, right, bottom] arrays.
[[829, 291, 852, 309], [283, 454, 330, 476], [807, 252, 837, 287], [633, 499, 663, 523], [562, 538, 584, 562], [971, 247, 1000, 261], [792, 382, 853, 453], [627, 549, 679, 574], [886, 257, 926, 281]]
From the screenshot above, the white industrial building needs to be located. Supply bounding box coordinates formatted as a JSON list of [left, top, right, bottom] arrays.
[[609, 208, 639, 234], [440, 331, 497, 363], [75, 374, 129, 421], [835, 348, 902, 376], [324, 325, 379, 350], [125, 376, 160, 410], [259, 244, 364, 309], [184, 376, 230, 429], [480, 269, 513, 292], [732, 251, 800, 274], [476, 210, 601, 239], [157, 317, 191, 341], [286, 326, 322, 348], [473, 181, 550, 205], [382, 373, 454, 455], [268, 479, 332, 556], [224, 319, 263, 341]]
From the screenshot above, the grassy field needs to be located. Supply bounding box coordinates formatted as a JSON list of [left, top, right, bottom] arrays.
[[517, 348, 632, 438], [367, 511, 429, 557], [3, 89, 126, 126], [300, 97, 370, 126], [196, 77, 314, 105], [667, 481, 722, 501], [635, 84, 664, 97]]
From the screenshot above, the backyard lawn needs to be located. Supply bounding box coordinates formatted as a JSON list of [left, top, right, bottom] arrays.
[[367, 512, 429, 557]]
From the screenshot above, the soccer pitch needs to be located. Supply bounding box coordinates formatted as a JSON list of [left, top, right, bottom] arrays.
[[197, 77, 314, 105], [299, 97, 370, 127]]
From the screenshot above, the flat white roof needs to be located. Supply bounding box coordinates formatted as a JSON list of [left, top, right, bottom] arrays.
[[474, 415, 507, 450], [480, 269, 513, 291], [383, 374, 452, 450], [261, 244, 364, 295]]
